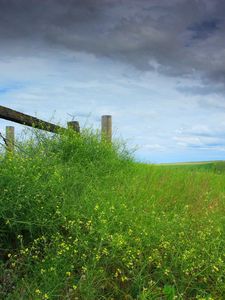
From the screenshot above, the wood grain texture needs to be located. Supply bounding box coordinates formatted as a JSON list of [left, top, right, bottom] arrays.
[[0, 105, 64, 133]]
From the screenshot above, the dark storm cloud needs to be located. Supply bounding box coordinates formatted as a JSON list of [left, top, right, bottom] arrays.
[[188, 19, 221, 40], [0, 0, 225, 87]]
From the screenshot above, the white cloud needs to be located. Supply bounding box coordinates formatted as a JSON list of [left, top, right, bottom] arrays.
[[1, 32, 225, 162]]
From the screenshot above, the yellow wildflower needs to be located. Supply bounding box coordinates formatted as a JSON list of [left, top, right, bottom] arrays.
[[35, 289, 41, 295]]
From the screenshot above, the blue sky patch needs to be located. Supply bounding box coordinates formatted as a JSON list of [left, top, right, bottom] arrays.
[[0, 83, 24, 95]]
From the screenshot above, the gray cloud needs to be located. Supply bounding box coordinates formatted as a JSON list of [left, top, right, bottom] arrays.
[[0, 0, 225, 89], [176, 84, 225, 96]]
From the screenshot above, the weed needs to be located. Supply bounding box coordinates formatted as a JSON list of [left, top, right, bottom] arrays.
[[0, 129, 224, 299]]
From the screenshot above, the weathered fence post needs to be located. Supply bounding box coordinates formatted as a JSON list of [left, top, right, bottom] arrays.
[[101, 115, 112, 143], [6, 126, 15, 154], [67, 121, 80, 133]]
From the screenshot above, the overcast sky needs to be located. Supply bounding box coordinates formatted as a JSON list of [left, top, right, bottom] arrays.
[[0, 0, 225, 163]]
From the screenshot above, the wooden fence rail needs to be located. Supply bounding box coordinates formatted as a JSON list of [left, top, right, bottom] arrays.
[[0, 105, 66, 133], [0, 105, 112, 154]]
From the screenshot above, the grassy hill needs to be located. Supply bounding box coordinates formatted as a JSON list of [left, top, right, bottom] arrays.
[[0, 130, 224, 299]]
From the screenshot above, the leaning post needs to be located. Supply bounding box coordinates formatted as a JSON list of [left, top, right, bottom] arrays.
[[6, 126, 15, 154], [101, 115, 112, 143], [67, 121, 80, 133]]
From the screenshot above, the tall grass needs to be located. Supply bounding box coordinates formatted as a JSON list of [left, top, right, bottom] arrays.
[[0, 129, 224, 299]]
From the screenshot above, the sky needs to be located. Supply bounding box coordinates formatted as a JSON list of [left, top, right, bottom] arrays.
[[0, 0, 225, 163]]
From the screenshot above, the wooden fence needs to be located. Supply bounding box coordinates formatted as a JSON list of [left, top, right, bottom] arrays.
[[0, 105, 112, 154]]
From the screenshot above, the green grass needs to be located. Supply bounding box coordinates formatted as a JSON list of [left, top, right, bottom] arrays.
[[156, 161, 225, 173], [0, 129, 224, 299]]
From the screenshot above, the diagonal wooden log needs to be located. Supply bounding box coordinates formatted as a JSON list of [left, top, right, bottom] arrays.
[[0, 105, 65, 133]]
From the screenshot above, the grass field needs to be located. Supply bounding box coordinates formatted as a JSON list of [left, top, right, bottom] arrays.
[[0, 130, 224, 299], [157, 161, 225, 173]]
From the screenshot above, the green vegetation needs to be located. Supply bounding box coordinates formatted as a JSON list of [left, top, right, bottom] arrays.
[[157, 161, 225, 174], [0, 130, 224, 299]]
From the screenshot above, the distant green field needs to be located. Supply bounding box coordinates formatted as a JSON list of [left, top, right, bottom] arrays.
[[156, 160, 225, 173], [0, 132, 225, 299]]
